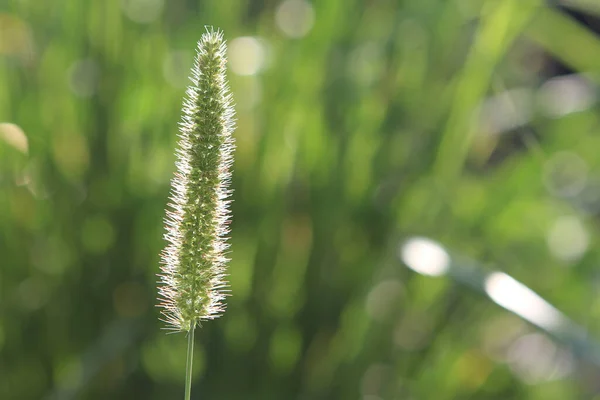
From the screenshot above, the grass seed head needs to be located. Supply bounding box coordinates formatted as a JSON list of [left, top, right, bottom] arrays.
[[158, 28, 235, 332]]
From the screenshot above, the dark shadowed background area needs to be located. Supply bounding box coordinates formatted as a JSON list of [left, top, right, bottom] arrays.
[[3, 0, 600, 399]]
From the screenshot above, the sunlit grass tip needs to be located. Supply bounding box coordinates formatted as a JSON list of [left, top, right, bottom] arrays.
[[158, 27, 235, 333]]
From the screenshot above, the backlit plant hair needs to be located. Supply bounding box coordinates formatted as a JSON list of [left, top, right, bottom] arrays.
[[157, 27, 235, 400]]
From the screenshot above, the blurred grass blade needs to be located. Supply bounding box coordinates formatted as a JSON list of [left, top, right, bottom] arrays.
[[400, 237, 600, 367], [525, 7, 600, 80], [433, 0, 541, 188]]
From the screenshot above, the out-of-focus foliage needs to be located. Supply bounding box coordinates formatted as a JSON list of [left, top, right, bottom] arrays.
[[2, 0, 600, 399]]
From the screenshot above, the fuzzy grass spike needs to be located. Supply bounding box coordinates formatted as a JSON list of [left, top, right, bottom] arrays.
[[158, 28, 235, 333]]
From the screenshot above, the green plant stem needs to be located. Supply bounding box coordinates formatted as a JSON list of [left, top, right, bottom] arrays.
[[184, 323, 195, 400]]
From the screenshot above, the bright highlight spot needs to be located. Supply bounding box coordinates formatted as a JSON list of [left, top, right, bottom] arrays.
[[68, 59, 100, 98], [484, 272, 566, 332], [121, 0, 164, 24], [275, 0, 315, 38], [546, 216, 589, 262], [0, 122, 28, 153], [349, 43, 384, 86], [400, 237, 450, 277], [507, 333, 574, 384], [229, 37, 266, 76], [479, 89, 532, 135], [538, 74, 596, 118], [0, 13, 34, 61]]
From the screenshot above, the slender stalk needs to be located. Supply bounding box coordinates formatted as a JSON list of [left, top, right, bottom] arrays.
[[184, 323, 196, 400]]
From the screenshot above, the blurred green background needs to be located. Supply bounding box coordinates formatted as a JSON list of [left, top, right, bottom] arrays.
[[3, 0, 600, 399]]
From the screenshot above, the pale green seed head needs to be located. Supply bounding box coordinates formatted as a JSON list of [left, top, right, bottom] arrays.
[[158, 28, 235, 332]]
